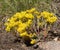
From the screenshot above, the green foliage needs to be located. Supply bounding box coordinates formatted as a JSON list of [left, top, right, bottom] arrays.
[[0, 0, 52, 16]]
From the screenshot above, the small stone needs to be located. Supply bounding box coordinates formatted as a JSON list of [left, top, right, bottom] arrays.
[[33, 44, 39, 49], [10, 48, 13, 50], [53, 37, 58, 41]]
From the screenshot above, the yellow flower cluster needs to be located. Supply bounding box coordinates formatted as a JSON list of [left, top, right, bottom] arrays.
[[4, 8, 58, 45], [46, 16, 57, 23], [5, 9, 34, 32], [5, 8, 37, 44], [41, 11, 57, 24]]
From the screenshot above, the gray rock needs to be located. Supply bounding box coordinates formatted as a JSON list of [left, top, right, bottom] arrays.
[[46, 41, 60, 50], [38, 41, 60, 50]]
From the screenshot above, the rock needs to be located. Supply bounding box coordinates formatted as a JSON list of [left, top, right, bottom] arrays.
[[33, 44, 39, 49], [53, 37, 58, 41], [38, 41, 60, 50]]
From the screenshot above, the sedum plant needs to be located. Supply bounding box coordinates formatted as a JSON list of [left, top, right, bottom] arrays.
[[4, 8, 57, 45]]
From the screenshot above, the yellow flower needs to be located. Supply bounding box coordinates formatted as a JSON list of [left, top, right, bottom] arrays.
[[20, 31, 29, 37], [25, 13, 34, 19], [47, 16, 57, 23], [26, 8, 36, 13], [14, 12, 20, 17], [30, 39, 36, 44], [17, 28, 23, 33], [34, 11, 40, 15], [29, 33, 36, 38], [14, 12, 25, 19], [41, 11, 50, 19], [20, 11, 26, 17], [26, 20, 32, 26], [5, 26, 10, 31], [17, 23, 28, 33], [10, 17, 17, 21]]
